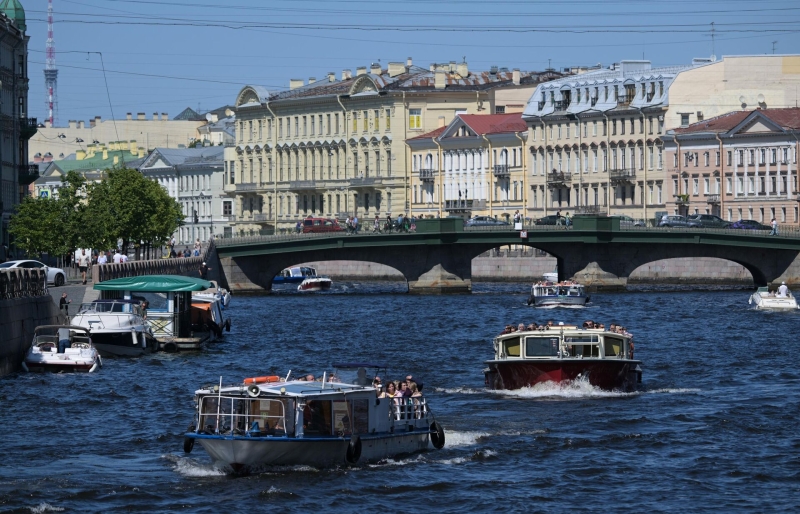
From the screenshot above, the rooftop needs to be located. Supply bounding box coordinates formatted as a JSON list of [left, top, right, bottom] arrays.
[[673, 107, 800, 135]]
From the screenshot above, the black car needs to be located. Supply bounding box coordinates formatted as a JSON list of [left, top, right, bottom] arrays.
[[686, 214, 730, 229], [465, 216, 509, 227], [730, 219, 769, 230], [657, 215, 699, 228], [534, 215, 564, 226]]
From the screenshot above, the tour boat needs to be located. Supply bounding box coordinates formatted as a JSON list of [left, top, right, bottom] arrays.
[[182, 364, 445, 473], [749, 286, 799, 310], [193, 280, 232, 308], [23, 325, 102, 373], [484, 324, 641, 391], [273, 266, 319, 284], [70, 299, 159, 357], [297, 276, 332, 292], [527, 281, 589, 307]]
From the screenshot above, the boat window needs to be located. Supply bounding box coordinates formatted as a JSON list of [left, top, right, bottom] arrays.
[[503, 337, 521, 357], [604, 336, 624, 357], [570, 344, 600, 358], [525, 336, 559, 357], [199, 396, 288, 436], [564, 335, 598, 344], [303, 399, 332, 436]]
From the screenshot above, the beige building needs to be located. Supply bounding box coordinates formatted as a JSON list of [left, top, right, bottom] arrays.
[[522, 55, 800, 223], [225, 59, 561, 234], [407, 113, 528, 221], [30, 112, 204, 161], [664, 107, 800, 226]]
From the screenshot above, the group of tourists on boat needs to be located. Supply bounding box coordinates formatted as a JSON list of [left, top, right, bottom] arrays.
[[373, 374, 426, 419], [532, 279, 580, 287]]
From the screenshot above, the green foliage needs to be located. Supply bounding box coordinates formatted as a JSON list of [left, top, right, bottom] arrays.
[[9, 167, 183, 257]]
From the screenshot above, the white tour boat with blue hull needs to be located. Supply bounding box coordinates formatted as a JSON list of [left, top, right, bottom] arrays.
[[183, 364, 445, 473], [527, 281, 589, 307]]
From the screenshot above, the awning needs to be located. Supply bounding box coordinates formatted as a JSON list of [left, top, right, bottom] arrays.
[[94, 275, 213, 292]]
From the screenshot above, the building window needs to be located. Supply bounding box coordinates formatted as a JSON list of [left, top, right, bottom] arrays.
[[680, 114, 690, 127], [278, 119, 283, 138], [294, 117, 299, 137], [715, 151, 720, 166], [771, 148, 777, 164], [592, 121, 597, 136], [374, 110, 380, 132], [352, 112, 358, 132], [310, 116, 315, 135], [363, 110, 369, 132], [386, 109, 391, 130], [223, 201, 232, 216], [495, 105, 505, 114], [703, 178, 709, 194], [704, 152, 709, 166], [335, 113, 339, 134], [408, 108, 421, 129], [326, 114, 331, 135], [760, 148, 766, 164]]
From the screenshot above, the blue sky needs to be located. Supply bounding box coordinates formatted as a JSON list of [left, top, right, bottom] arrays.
[[22, 0, 800, 126]]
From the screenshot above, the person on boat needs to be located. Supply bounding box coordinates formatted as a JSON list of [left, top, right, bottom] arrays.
[[355, 367, 369, 386], [305, 374, 315, 382], [409, 381, 424, 418], [778, 281, 789, 298], [527, 323, 538, 331]]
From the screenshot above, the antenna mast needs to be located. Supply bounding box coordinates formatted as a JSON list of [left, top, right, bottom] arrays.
[[44, 0, 59, 127]]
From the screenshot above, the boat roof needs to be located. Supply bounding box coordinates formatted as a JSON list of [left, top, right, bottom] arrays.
[[496, 326, 629, 339], [94, 275, 213, 292], [87, 299, 141, 304], [201, 380, 374, 399]]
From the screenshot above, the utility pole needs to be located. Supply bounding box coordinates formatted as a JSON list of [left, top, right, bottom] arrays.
[[772, 41, 778, 54]]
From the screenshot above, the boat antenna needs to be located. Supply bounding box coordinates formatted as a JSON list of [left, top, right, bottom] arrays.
[[214, 376, 222, 434], [284, 369, 292, 382], [321, 371, 327, 389]]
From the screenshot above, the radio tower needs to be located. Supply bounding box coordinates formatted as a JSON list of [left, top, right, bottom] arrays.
[[44, 0, 58, 127]]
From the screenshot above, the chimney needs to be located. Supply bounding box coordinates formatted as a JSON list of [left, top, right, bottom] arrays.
[[68, 120, 77, 129], [435, 69, 446, 90], [137, 113, 145, 120], [438, 116, 446, 128], [308, 77, 316, 84], [33, 153, 42, 163], [512, 68, 521, 86], [126, 113, 132, 120], [449, 61, 456, 73], [153, 113, 158, 121], [457, 61, 469, 78], [113, 155, 119, 165], [289, 78, 304, 90], [342, 69, 352, 80], [327, 72, 336, 82], [103, 148, 109, 160], [356, 66, 367, 76], [430, 63, 436, 72], [370, 63, 382, 75], [129, 141, 137, 155], [388, 62, 405, 77], [78, 121, 85, 129], [210, 113, 219, 123], [161, 113, 168, 120], [43, 153, 53, 162], [76, 149, 86, 160], [407, 57, 413, 67]]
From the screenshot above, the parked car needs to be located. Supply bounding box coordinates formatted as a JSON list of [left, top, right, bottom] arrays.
[[465, 216, 509, 227], [730, 219, 770, 230], [0, 259, 66, 286], [686, 214, 731, 229], [611, 215, 646, 227], [657, 215, 699, 228], [534, 215, 564, 226], [302, 217, 343, 233]]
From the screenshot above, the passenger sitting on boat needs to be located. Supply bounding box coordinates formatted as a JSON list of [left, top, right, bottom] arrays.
[[305, 374, 315, 382], [355, 367, 369, 386], [527, 323, 537, 331], [597, 323, 605, 330], [546, 320, 554, 329], [582, 320, 594, 328], [518, 323, 525, 332]]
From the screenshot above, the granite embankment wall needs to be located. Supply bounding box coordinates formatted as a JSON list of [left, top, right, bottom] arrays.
[[0, 270, 60, 377], [296, 253, 763, 285]]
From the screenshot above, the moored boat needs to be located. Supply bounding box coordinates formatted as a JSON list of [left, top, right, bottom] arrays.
[[297, 276, 332, 292], [484, 323, 641, 391], [23, 325, 102, 373], [183, 364, 445, 473], [273, 266, 319, 284], [193, 280, 232, 308], [191, 296, 231, 338], [527, 281, 589, 307], [749, 285, 799, 310], [70, 299, 159, 357]]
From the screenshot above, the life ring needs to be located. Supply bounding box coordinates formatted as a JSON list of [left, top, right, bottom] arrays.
[[163, 341, 178, 353], [183, 436, 195, 454], [346, 434, 362, 464], [243, 375, 280, 385], [225, 319, 231, 332], [430, 421, 445, 449]]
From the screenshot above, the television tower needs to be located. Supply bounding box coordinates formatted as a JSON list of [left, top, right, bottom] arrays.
[[44, 0, 58, 127]]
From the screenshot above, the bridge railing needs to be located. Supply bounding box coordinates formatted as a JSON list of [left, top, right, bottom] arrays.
[[0, 269, 48, 300]]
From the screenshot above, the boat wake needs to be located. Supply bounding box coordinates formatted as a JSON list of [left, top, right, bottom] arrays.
[[443, 430, 492, 447], [162, 454, 225, 477], [494, 380, 634, 399], [28, 504, 65, 514], [434, 449, 498, 465], [433, 386, 485, 395], [532, 304, 586, 309], [644, 388, 701, 395]]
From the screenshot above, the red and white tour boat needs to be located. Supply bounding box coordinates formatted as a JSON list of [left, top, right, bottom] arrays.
[[297, 276, 332, 292]]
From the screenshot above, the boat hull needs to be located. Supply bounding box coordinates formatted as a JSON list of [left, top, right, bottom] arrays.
[[485, 359, 640, 391], [193, 431, 430, 471], [529, 295, 588, 307], [91, 331, 159, 357], [298, 279, 332, 292], [750, 293, 798, 310], [25, 361, 96, 373]]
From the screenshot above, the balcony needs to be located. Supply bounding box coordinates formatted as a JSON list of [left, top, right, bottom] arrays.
[[253, 213, 270, 223], [493, 164, 511, 177], [706, 194, 720, 204], [20, 118, 37, 140], [419, 168, 436, 182], [553, 100, 568, 111], [19, 164, 39, 185], [235, 182, 259, 191], [674, 194, 690, 206], [221, 214, 236, 222], [609, 168, 636, 183], [348, 177, 383, 188], [288, 180, 318, 190], [546, 171, 571, 185], [445, 199, 473, 212], [575, 205, 601, 214]]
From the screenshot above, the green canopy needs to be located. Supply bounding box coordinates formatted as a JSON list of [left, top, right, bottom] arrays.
[[94, 275, 213, 292]]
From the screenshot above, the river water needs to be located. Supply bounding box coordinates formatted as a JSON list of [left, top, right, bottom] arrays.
[[2, 283, 799, 513]]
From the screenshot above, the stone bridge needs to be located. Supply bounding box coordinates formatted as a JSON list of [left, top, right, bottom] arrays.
[[209, 217, 800, 293]]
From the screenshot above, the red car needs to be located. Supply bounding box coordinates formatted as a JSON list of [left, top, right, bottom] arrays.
[[302, 217, 343, 233]]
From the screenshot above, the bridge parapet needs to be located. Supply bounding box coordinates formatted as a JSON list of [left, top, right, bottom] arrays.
[[0, 269, 48, 300]]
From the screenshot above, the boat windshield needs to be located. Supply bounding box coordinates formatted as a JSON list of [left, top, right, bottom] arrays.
[[78, 301, 142, 315], [199, 395, 291, 436], [331, 364, 387, 387]]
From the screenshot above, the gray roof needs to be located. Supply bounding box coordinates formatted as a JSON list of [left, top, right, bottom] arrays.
[[140, 146, 224, 170]]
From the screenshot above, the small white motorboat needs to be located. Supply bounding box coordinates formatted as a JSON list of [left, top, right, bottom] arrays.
[[182, 364, 445, 473], [297, 276, 332, 292], [749, 286, 799, 310], [193, 280, 232, 308], [23, 325, 102, 373], [527, 281, 589, 307], [70, 299, 158, 357]]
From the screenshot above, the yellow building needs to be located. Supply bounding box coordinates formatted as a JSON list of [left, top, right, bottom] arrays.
[[225, 59, 562, 234]]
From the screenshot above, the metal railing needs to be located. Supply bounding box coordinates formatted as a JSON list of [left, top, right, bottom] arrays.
[[445, 199, 473, 211], [706, 194, 720, 204], [288, 180, 317, 190], [19, 164, 40, 185], [235, 182, 259, 191], [349, 177, 382, 187], [419, 169, 436, 182], [0, 269, 48, 300], [547, 172, 572, 184], [253, 213, 270, 222], [609, 169, 636, 182], [493, 164, 511, 177]]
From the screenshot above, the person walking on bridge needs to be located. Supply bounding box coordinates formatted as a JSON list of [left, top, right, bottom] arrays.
[[769, 218, 778, 236]]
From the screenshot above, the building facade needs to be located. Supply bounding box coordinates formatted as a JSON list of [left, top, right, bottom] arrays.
[[138, 147, 230, 243], [0, 0, 35, 252], [664, 108, 799, 225], [225, 59, 561, 234], [407, 113, 528, 220]]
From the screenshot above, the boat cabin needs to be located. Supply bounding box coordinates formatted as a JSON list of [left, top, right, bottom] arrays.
[[494, 326, 631, 361], [531, 282, 586, 297]]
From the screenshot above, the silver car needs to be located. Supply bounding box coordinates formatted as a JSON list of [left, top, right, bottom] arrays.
[[0, 259, 67, 286]]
